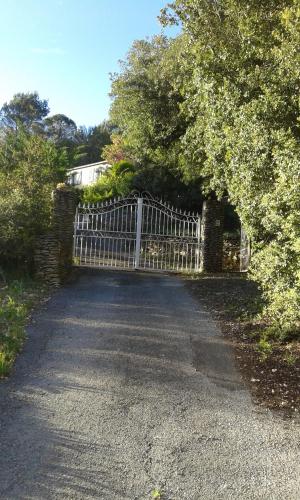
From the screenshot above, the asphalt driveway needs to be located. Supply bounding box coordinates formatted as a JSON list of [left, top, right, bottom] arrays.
[[0, 270, 299, 499]]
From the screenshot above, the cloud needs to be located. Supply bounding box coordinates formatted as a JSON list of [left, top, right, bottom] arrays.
[[31, 47, 66, 55]]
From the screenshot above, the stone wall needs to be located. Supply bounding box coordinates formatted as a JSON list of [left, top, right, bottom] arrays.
[[35, 185, 77, 286], [201, 199, 225, 273]]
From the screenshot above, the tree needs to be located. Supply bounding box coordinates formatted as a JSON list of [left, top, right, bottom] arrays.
[[102, 133, 130, 164], [42, 116, 113, 168], [0, 92, 49, 132], [109, 35, 188, 169], [133, 163, 203, 211], [86, 122, 112, 163], [0, 93, 113, 169], [43, 114, 77, 144], [71, 122, 113, 166], [108, 34, 204, 209], [43, 114, 80, 167], [106, 0, 300, 332], [160, 0, 300, 333]]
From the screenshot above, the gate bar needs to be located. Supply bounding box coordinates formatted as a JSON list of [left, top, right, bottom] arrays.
[[196, 216, 201, 271], [134, 197, 143, 269]]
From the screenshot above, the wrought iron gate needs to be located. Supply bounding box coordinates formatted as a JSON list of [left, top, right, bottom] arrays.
[[73, 193, 201, 272]]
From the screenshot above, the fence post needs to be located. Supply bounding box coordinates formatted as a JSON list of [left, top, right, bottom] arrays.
[[135, 197, 143, 269]]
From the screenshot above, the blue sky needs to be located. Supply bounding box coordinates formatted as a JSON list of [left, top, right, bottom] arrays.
[[0, 0, 179, 127]]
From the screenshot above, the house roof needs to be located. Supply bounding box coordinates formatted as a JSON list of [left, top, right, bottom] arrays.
[[67, 161, 110, 173]]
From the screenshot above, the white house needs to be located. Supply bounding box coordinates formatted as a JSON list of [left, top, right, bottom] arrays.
[[67, 161, 111, 188]]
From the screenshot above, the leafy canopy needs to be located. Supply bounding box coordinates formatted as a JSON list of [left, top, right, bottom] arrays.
[[108, 0, 300, 333], [160, 0, 300, 332], [0, 92, 49, 132]]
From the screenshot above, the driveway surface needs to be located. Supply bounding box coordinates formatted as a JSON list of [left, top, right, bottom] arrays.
[[0, 270, 299, 499]]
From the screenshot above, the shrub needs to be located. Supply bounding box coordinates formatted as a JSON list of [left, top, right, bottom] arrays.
[[0, 130, 67, 269], [82, 160, 136, 203]]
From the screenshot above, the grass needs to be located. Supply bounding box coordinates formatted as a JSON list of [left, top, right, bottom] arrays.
[[0, 277, 47, 377]]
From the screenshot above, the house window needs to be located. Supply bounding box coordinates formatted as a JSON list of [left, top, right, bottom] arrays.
[[94, 167, 105, 181], [68, 172, 82, 186]]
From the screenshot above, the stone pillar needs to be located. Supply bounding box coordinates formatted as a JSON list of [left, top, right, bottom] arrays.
[[240, 227, 251, 272], [35, 184, 77, 286], [201, 198, 224, 272], [35, 233, 60, 286], [52, 185, 78, 282]]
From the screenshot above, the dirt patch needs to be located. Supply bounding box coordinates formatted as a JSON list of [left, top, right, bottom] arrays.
[[184, 274, 300, 418]]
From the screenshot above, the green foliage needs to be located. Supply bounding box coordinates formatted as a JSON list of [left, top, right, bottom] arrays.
[[283, 351, 297, 366], [0, 91, 49, 132], [43, 113, 77, 144], [85, 122, 113, 163], [257, 338, 273, 361], [72, 122, 113, 166], [133, 163, 203, 211], [107, 0, 300, 332], [108, 36, 204, 209], [0, 93, 113, 169], [42, 120, 113, 167], [0, 278, 45, 376], [0, 92, 113, 273], [110, 35, 189, 170], [157, 0, 300, 332], [0, 129, 67, 268], [82, 160, 136, 203], [82, 158, 203, 210], [102, 133, 130, 164]]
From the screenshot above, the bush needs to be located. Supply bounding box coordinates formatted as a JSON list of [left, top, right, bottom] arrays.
[[82, 160, 136, 203], [0, 130, 67, 269]]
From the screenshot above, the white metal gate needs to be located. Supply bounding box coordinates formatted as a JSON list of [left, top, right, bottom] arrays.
[[73, 193, 201, 272]]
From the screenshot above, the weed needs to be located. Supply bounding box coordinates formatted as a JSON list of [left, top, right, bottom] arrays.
[[257, 338, 273, 360], [73, 256, 80, 266], [283, 352, 298, 366], [0, 351, 10, 377], [151, 489, 163, 499]]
